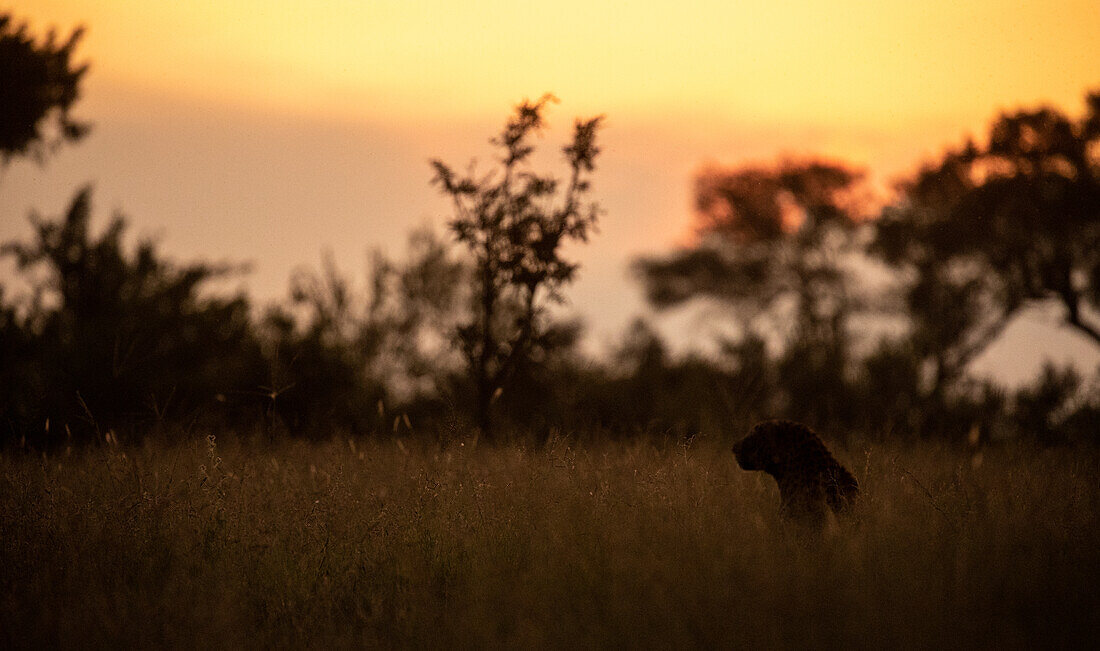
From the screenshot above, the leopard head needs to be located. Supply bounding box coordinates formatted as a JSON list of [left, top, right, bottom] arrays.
[[732, 420, 809, 472]]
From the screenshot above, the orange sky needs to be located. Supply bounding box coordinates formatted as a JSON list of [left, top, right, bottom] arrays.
[[21, 1, 1100, 127], [5, 1, 1100, 381]]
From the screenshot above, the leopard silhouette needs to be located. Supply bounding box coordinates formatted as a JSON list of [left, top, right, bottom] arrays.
[[732, 420, 859, 522]]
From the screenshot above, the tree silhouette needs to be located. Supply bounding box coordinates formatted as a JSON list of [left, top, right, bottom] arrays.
[[873, 90, 1100, 393], [0, 187, 265, 443], [637, 159, 868, 347], [431, 95, 603, 439], [635, 159, 870, 428], [260, 228, 467, 433], [0, 12, 89, 165]]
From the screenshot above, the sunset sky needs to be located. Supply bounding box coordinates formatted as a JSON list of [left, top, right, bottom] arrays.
[[4, 0, 1100, 382]]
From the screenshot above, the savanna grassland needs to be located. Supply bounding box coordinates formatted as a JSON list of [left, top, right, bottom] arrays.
[[2, 433, 1098, 649]]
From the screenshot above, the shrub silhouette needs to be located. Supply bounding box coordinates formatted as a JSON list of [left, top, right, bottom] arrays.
[[0, 187, 266, 444], [432, 95, 603, 439]]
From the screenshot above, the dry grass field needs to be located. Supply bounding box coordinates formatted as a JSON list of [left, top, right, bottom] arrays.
[[2, 433, 1098, 649]]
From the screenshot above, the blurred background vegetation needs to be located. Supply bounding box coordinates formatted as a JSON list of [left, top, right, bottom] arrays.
[[2, 10, 1099, 449]]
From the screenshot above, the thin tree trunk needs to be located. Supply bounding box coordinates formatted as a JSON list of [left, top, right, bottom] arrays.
[[476, 262, 497, 441], [1067, 318, 1100, 344], [1060, 290, 1100, 346]]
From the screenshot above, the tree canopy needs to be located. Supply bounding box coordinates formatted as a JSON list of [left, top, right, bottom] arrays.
[[431, 95, 603, 438], [873, 89, 1100, 390], [636, 158, 869, 345], [0, 12, 89, 165]]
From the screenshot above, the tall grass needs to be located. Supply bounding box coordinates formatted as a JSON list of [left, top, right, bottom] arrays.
[[2, 433, 1098, 648]]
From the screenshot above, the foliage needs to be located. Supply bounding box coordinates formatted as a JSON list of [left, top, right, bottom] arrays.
[[0, 12, 89, 165], [873, 89, 1100, 394], [634, 159, 872, 433], [853, 340, 925, 438], [431, 95, 603, 438], [2, 16, 1098, 446], [637, 159, 869, 345], [258, 229, 468, 435], [1013, 363, 1100, 445], [0, 187, 266, 444]]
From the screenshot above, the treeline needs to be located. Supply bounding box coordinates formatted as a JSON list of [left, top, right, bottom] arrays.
[[1, 13, 1099, 447], [629, 91, 1100, 445]]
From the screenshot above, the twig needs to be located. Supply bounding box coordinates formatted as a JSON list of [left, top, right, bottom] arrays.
[[901, 467, 958, 531]]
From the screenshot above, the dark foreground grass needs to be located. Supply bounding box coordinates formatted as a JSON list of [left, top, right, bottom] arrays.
[[2, 433, 1098, 649]]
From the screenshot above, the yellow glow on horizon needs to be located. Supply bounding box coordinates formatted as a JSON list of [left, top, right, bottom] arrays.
[[18, 1, 1100, 132]]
